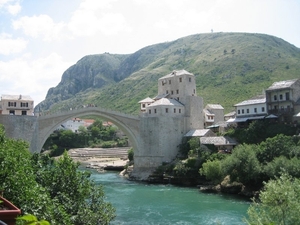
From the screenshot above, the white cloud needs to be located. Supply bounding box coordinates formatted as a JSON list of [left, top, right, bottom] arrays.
[[6, 1, 20, 15], [13, 15, 68, 41], [0, 33, 27, 55], [0, 0, 21, 15], [68, 0, 131, 36], [0, 53, 72, 105]]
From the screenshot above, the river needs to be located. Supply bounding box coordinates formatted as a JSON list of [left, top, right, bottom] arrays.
[[90, 170, 250, 225]]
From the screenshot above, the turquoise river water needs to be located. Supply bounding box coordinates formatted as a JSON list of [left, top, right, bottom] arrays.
[[90, 170, 250, 225]]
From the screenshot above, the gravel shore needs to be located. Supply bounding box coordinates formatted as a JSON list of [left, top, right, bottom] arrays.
[[67, 147, 130, 170]]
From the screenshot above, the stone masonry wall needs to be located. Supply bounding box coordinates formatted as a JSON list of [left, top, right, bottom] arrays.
[[0, 115, 39, 152]]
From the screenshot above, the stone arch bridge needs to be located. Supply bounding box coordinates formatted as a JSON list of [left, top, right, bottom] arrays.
[[0, 107, 140, 154]]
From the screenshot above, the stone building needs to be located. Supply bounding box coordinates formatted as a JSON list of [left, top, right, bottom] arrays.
[[265, 78, 300, 123], [136, 70, 204, 174], [0, 94, 34, 116], [203, 104, 224, 128]]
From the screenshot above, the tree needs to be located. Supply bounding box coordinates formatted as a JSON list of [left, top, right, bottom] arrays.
[[256, 134, 294, 164], [263, 156, 300, 179], [0, 125, 115, 225], [32, 152, 116, 224], [200, 160, 223, 184], [221, 144, 261, 185], [245, 173, 300, 225]]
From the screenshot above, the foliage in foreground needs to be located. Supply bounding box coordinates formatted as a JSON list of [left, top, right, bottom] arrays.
[[245, 172, 300, 225], [0, 125, 115, 225]]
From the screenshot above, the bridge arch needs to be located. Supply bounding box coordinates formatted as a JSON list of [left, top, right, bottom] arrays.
[[37, 107, 140, 153]]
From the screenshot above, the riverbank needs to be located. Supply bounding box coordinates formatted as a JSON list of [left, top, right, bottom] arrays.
[[68, 147, 129, 172], [67, 147, 257, 198]]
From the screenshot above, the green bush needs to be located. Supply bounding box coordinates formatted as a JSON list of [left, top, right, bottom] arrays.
[[199, 160, 223, 184], [221, 144, 261, 185], [128, 148, 134, 161], [246, 173, 300, 225], [0, 125, 115, 225]]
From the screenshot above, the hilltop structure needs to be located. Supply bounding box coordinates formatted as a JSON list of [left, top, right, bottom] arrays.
[[135, 70, 204, 176]]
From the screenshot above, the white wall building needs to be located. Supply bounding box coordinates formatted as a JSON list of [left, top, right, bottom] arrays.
[[227, 95, 267, 123], [61, 118, 85, 132], [0, 94, 34, 116]]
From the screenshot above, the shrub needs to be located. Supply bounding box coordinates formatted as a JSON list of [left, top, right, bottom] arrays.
[[199, 160, 223, 184], [245, 173, 300, 225], [128, 148, 134, 161]]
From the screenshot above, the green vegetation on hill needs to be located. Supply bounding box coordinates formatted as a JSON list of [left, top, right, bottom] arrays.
[[36, 32, 300, 114]]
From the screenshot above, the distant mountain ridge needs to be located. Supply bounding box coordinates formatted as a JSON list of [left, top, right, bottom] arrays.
[[36, 32, 300, 114]]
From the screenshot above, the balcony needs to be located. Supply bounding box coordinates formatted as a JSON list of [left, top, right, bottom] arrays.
[[268, 108, 294, 116]]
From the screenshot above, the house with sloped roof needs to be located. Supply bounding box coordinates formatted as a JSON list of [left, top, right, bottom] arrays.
[[203, 104, 224, 128], [0, 94, 34, 116], [184, 129, 216, 137], [138, 97, 155, 112], [227, 95, 267, 125], [200, 136, 238, 152], [265, 78, 300, 123]]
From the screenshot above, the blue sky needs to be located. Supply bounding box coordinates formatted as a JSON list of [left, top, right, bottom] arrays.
[[0, 0, 299, 105]]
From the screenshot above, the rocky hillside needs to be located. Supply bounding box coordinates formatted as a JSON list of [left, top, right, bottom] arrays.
[[36, 32, 300, 114]]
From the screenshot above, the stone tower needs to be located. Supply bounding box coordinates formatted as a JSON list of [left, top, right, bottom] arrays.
[[133, 70, 204, 179]]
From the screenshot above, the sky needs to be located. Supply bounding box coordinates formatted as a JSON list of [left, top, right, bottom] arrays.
[[0, 0, 299, 106]]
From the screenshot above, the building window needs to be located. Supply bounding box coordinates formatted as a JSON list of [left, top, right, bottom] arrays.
[[174, 108, 176, 113], [279, 94, 283, 100], [171, 90, 174, 95], [179, 77, 182, 82], [246, 109, 249, 113], [254, 108, 257, 113], [21, 102, 28, 107], [238, 109, 240, 114], [286, 92, 290, 100], [166, 90, 169, 94], [179, 109, 181, 113], [142, 104, 145, 108], [242, 109, 244, 114], [149, 109, 151, 114], [262, 107, 265, 112], [21, 111, 27, 115], [154, 109, 157, 113], [189, 77, 191, 82], [169, 80, 171, 84], [166, 108, 168, 113], [9, 110, 15, 115], [176, 90, 179, 94], [8, 102, 16, 107], [274, 95, 277, 101], [194, 89, 195, 94]]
